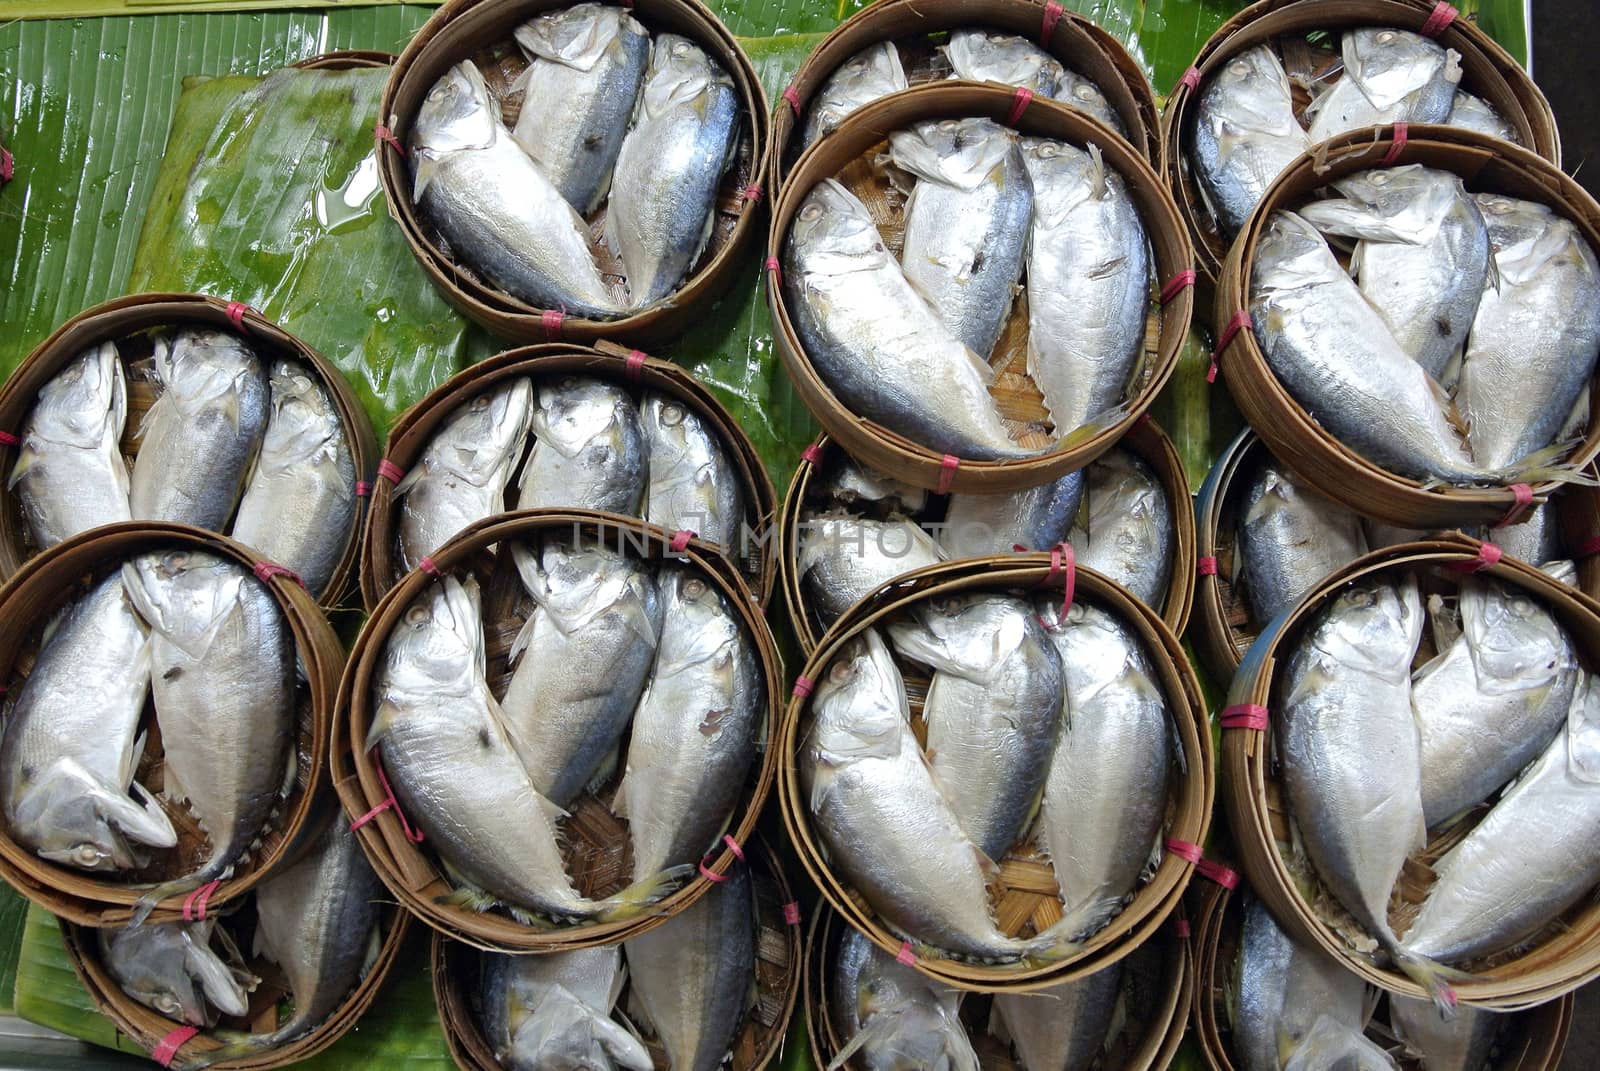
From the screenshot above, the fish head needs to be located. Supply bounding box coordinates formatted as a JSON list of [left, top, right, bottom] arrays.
[[151, 329, 263, 421], [21, 787, 143, 872], [25, 342, 124, 451], [1311, 575, 1423, 681], [515, 538, 654, 642], [259, 360, 338, 467], [822, 457, 929, 513], [943, 29, 1061, 93], [411, 62, 499, 181], [788, 180, 895, 276], [1198, 46, 1300, 140], [888, 118, 1015, 190], [120, 551, 247, 659], [437, 378, 535, 487], [383, 575, 485, 697], [101, 924, 248, 1026], [1462, 579, 1571, 685], [533, 377, 629, 461], [834, 41, 907, 96], [639, 393, 703, 463], [808, 629, 910, 763], [641, 35, 729, 116], [1253, 212, 1346, 294], [1567, 675, 1600, 781], [1302, 165, 1469, 244], [1477, 195, 1592, 289], [887, 594, 1028, 681], [1019, 139, 1103, 227], [654, 566, 738, 675], [514, 3, 635, 72], [1342, 29, 1453, 111]]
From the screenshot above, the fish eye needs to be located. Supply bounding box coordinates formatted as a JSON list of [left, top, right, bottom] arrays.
[[470, 395, 491, 412], [1038, 142, 1062, 159], [162, 551, 190, 572], [72, 844, 102, 867], [829, 659, 855, 684], [1229, 60, 1248, 77], [659, 403, 686, 427], [672, 40, 692, 56], [682, 577, 707, 599], [153, 994, 181, 1017], [932, 596, 962, 616], [937, 119, 960, 132], [1370, 173, 1389, 186], [1074, 84, 1099, 102], [1377, 30, 1395, 43], [1484, 198, 1512, 214], [987, 32, 1007, 43], [405, 604, 431, 627], [799, 203, 823, 222]]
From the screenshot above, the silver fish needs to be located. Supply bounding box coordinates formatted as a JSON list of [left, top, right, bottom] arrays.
[[942, 30, 1062, 95], [517, 376, 646, 515], [1279, 576, 1451, 1001], [1069, 449, 1172, 607], [1456, 195, 1600, 470], [939, 469, 1083, 558], [130, 329, 268, 529], [1390, 996, 1503, 1071], [605, 34, 740, 308], [1412, 576, 1576, 826], [887, 594, 1064, 861], [802, 42, 907, 148], [480, 946, 651, 1071], [1306, 29, 1462, 142], [641, 391, 743, 548], [1035, 598, 1171, 938], [100, 921, 251, 1027], [890, 118, 1032, 360], [395, 378, 534, 573], [510, 3, 650, 215], [410, 63, 625, 319], [991, 964, 1121, 1071], [1403, 674, 1600, 964], [9, 342, 130, 549], [798, 514, 945, 628], [616, 564, 763, 879], [1189, 46, 1310, 236], [1298, 165, 1490, 383], [625, 864, 753, 1071], [1231, 894, 1369, 1071], [122, 550, 295, 920], [0, 573, 173, 870], [1446, 91, 1518, 143], [817, 457, 928, 515], [1280, 1015, 1399, 1071], [1237, 460, 1367, 624], [801, 629, 1070, 961], [1022, 139, 1149, 439], [783, 179, 1026, 460], [1494, 499, 1563, 568], [230, 360, 357, 595], [830, 928, 976, 1071], [1054, 69, 1128, 136]]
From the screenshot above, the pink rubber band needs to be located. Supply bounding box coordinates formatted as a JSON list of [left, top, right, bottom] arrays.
[[1039, 0, 1064, 45], [1493, 483, 1535, 528], [355, 480, 372, 498], [0, 147, 12, 183], [781, 85, 801, 116], [1174, 917, 1192, 939], [1448, 542, 1504, 573], [374, 124, 406, 156], [152, 1026, 198, 1068], [1159, 270, 1196, 305], [1420, 1, 1458, 37], [0, 431, 18, 447], [1220, 703, 1269, 731], [181, 880, 220, 922], [1047, 543, 1075, 621], [1381, 122, 1409, 167], [896, 941, 916, 966], [936, 455, 960, 495], [764, 256, 783, 289], [377, 458, 405, 484], [624, 349, 647, 379], [419, 556, 441, 577], [1176, 66, 1201, 94], [669, 530, 695, 553], [350, 762, 425, 843], [225, 301, 250, 330], [792, 675, 815, 699], [1197, 555, 1219, 577], [722, 834, 745, 860], [1209, 310, 1252, 383], [698, 861, 727, 882], [783, 901, 802, 925], [541, 309, 564, 340], [253, 561, 305, 588], [1005, 87, 1035, 127], [1165, 839, 1240, 888], [742, 184, 763, 204], [1578, 535, 1600, 558], [800, 437, 825, 466]]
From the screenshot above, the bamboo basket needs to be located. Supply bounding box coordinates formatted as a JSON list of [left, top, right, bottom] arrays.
[[0, 523, 340, 927], [767, 0, 1160, 194], [1189, 878, 1573, 1069], [777, 555, 1213, 991], [803, 903, 1191, 1070], [433, 834, 801, 1071], [1192, 430, 1600, 683], [1214, 124, 1600, 531], [0, 293, 377, 609], [767, 81, 1195, 495], [333, 510, 782, 953], [60, 875, 412, 1070], [1160, 0, 1561, 282], [290, 50, 398, 69], [779, 418, 1195, 656], [358, 340, 778, 611], [1221, 537, 1600, 1010], [375, 0, 769, 345]]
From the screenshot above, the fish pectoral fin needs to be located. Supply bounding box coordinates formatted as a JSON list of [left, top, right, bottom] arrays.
[[366, 697, 407, 752], [5, 443, 39, 490], [390, 460, 427, 499], [972, 844, 1001, 883], [184, 939, 250, 1019]]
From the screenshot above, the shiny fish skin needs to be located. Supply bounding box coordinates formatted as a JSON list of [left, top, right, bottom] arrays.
[[409, 63, 624, 319], [942, 30, 1061, 95], [641, 392, 743, 548], [130, 329, 268, 529], [1456, 195, 1600, 470], [479, 946, 651, 1071], [517, 376, 645, 515], [625, 865, 753, 1071], [1237, 460, 1366, 624], [605, 34, 739, 308], [122, 550, 295, 920], [1390, 996, 1503, 1071], [798, 514, 945, 628], [1022, 139, 1149, 439], [1305, 28, 1461, 142], [100, 921, 250, 1027], [830, 929, 976, 1071], [1054, 69, 1127, 135], [231, 361, 356, 594], [1446, 91, 1518, 143], [1298, 166, 1490, 383], [395, 378, 533, 573], [500, 540, 661, 809], [940, 469, 1083, 558], [891, 119, 1032, 360], [1189, 46, 1309, 236], [992, 964, 1120, 1071], [1494, 500, 1563, 568], [802, 42, 906, 148], [10, 342, 130, 549], [887, 594, 1064, 861], [783, 179, 1025, 460], [1412, 576, 1576, 827], [1035, 598, 1171, 939], [817, 457, 928, 515], [510, 3, 649, 215], [616, 565, 763, 880], [1069, 449, 1172, 607], [0, 573, 172, 871]]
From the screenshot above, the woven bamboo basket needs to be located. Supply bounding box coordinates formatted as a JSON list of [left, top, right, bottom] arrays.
[[0, 293, 376, 609], [0, 523, 340, 927], [1192, 430, 1600, 683], [777, 555, 1213, 991], [803, 902, 1191, 1069], [1221, 537, 1600, 1010], [333, 510, 782, 953], [1214, 125, 1600, 531], [359, 340, 777, 612], [1190, 878, 1573, 1069], [767, 81, 1195, 495], [290, 50, 397, 69], [375, 0, 768, 345], [767, 0, 1160, 194], [60, 867, 411, 1070], [778, 418, 1196, 656], [433, 834, 801, 1071], [1161, 0, 1561, 282]]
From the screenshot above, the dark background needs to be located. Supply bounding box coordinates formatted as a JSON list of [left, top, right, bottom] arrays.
[[1532, 0, 1596, 197]]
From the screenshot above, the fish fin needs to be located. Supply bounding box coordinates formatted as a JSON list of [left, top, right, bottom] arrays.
[[506, 607, 540, 666], [1019, 926, 1082, 967], [618, 578, 658, 648], [411, 154, 439, 204], [130, 872, 209, 927], [436, 881, 502, 915], [594, 864, 694, 922], [5, 443, 38, 491], [119, 562, 162, 632], [973, 844, 1000, 883], [365, 697, 406, 752], [184, 939, 250, 1019], [162, 760, 190, 808], [1501, 443, 1600, 489], [610, 764, 634, 820], [391, 460, 426, 498], [97, 777, 178, 850], [1391, 947, 1469, 1017]]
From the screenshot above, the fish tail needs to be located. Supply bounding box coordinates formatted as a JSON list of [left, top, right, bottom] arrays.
[[1501, 443, 1599, 488], [594, 863, 694, 923], [129, 869, 218, 927], [1392, 946, 1467, 1017], [1019, 924, 1082, 967]]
